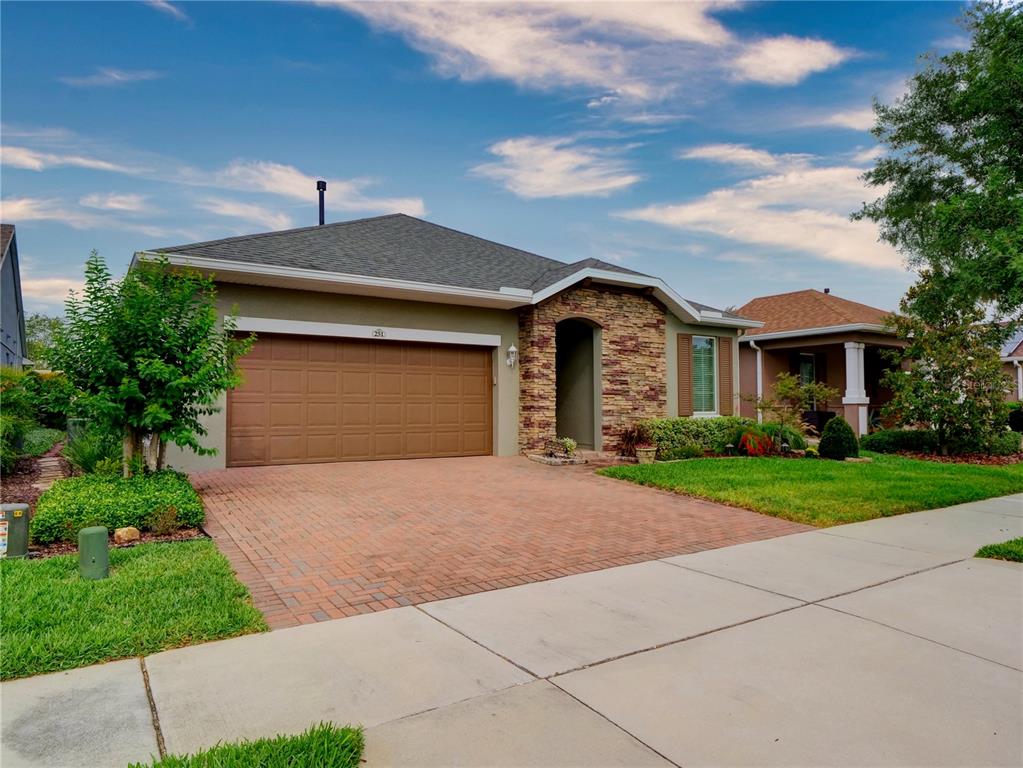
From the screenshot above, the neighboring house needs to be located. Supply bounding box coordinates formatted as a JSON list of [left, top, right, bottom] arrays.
[[1002, 327, 1023, 402], [737, 289, 903, 437], [135, 214, 759, 470], [0, 224, 28, 368]]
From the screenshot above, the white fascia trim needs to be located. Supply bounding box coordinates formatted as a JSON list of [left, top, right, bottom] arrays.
[[139, 252, 530, 307], [740, 323, 893, 343], [531, 268, 763, 329], [232, 316, 502, 347]]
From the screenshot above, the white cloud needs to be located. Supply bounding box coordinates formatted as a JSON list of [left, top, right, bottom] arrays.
[[147, 0, 190, 24], [732, 36, 853, 85], [816, 107, 876, 131], [2, 145, 139, 173], [0, 197, 101, 228], [79, 193, 153, 212], [208, 160, 426, 216], [472, 136, 641, 199], [198, 197, 294, 231], [618, 150, 900, 270], [59, 68, 165, 87], [851, 146, 885, 165], [20, 273, 84, 309], [678, 143, 812, 171]]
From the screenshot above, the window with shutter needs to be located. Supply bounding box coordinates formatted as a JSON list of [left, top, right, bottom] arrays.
[[692, 336, 717, 414]]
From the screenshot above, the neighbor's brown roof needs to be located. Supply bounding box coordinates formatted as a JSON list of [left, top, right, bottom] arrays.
[[0, 224, 14, 256], [738, 289, 892, 337]]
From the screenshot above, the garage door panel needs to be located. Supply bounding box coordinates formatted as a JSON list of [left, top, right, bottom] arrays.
[[307, 370, 338, 395], [228, 335, 492, 466]]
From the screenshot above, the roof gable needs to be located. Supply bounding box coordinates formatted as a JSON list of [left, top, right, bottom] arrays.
[[738, 289, 891, 337]]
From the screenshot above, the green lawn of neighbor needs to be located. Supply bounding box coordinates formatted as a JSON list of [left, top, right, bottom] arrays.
[[599, 453, 1023, 527], [130, 723, 364, 768], [0, 540, 267, 680], [975, 537, 1023, 563]]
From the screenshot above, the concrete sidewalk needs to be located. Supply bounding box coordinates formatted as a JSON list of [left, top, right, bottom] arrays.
[[3, 494, 1021, 767]]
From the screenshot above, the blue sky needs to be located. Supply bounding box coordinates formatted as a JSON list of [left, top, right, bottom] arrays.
[[1, 1, 968, 315]]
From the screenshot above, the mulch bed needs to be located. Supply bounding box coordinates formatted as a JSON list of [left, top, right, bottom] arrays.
[[0, 456, 44, 509], [27, 528, 208, 559], [896, 451, 1023, 466]]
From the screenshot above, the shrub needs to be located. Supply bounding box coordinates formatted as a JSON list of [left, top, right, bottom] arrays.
[[659, 443, 704, 460], [22, 371, 76, 429], [642, 416, 753, 457], [761, 422, 808, 450], [737, 427, 774, 457], [0, 367, 34, 422], [618, 423, 652, 456], [63, 424, 121, 474], [0, 414, 31, 474], [31, 470, 204, 544], [819, 417, 859, 460], [860, 428, 939, 454], [804, 446, 819, 458], [989, 430, 1022, 456], [21, 427, 64, 457]]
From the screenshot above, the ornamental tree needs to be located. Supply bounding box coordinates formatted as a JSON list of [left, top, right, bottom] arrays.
[[50, 252, 253, 476], [881, 277, 1011, 455], [855, 2, 1023, 323]]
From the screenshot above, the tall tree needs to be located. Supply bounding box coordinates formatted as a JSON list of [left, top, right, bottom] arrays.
[[857, 2, 1023, 321], [24, 313, 64, 368], [50, 252, 253, 476]]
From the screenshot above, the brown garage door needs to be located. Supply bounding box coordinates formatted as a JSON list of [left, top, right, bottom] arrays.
[[227, 334, 493, 467]]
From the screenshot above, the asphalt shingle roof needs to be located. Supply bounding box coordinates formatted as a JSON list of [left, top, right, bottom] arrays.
[[151, 214, 742, 318], [738, 289, 892, 336]]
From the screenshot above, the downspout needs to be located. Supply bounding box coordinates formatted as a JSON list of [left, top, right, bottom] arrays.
[[1015, 359, 1023, 401], [749, 338, 763, 424]]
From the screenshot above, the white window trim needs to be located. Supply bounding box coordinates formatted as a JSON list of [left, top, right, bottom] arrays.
[[692, 334, 719, 417], [230, 316, 501, 347]]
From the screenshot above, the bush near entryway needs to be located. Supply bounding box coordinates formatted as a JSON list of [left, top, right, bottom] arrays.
[[818, 417, 859, 460], [642, 416, 753, 457], [31, 471, 204, 544]]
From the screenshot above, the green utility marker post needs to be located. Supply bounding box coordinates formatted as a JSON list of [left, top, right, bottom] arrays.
[[79, 526, 109, 580]]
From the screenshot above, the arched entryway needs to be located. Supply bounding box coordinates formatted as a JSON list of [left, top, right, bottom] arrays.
[[555, 318, 601, 449]]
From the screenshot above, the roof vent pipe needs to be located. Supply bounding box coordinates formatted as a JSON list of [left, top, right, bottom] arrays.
[[823, 287, 830, 294], [316, 180, 327, 225]]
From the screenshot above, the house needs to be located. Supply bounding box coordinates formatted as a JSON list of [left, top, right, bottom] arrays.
[[736, 289, 904, 437], [0, 224, 28, 368], [135, 214, 759, 470], [1002, 327, 1023, 402]]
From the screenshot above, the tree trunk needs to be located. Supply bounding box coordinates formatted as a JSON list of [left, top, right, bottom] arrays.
[[122, 427, 139, 478], [156, 438, 168, 471], [144, 434, 161, 473]]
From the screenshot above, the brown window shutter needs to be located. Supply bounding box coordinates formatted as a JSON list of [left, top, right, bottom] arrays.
[[718, 337, 733, 415], [677, 334, 693, 417]]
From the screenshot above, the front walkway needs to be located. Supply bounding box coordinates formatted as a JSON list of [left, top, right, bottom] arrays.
[[192, 456, 809, 628], [4, 495, 1020, 768]]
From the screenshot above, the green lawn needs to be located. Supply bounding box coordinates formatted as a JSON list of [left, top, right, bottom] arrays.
[[976, 537, 1023, 563], [129, 723, 364, 768], [0, 540, 266, 680], [599, 453, 1023, 527]]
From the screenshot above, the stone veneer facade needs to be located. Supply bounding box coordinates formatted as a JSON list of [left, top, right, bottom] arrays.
[[518, 284, 667, 452]]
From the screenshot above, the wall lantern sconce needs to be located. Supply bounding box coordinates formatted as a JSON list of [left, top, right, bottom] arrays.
[[506, 345, 518, 368]]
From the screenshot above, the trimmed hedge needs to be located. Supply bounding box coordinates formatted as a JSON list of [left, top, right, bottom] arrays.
[[819, 417, 859, 460], [642, 416, 753, 457], [31, 471, 204, 545], [860, 428, 938, 454]]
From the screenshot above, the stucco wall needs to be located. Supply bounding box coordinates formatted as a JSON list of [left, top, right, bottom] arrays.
[[665, 314, 740, 418], [166, 283, 520, 472], [519, 284, 666, 453]]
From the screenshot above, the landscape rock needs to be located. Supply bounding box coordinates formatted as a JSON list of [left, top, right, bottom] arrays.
[[114, 526, 141, 544]]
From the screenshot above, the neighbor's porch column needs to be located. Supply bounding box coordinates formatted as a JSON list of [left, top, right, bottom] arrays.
[[842, 341, 869, 436]]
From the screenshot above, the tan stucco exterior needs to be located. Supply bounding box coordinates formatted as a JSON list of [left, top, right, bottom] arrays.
[[166, 284, 520, 472], [166, 281, 748, 471], [665, 314, 741, 418]]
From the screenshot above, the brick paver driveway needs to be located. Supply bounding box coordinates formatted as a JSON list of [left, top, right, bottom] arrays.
[[193, 457, 809, 628]]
